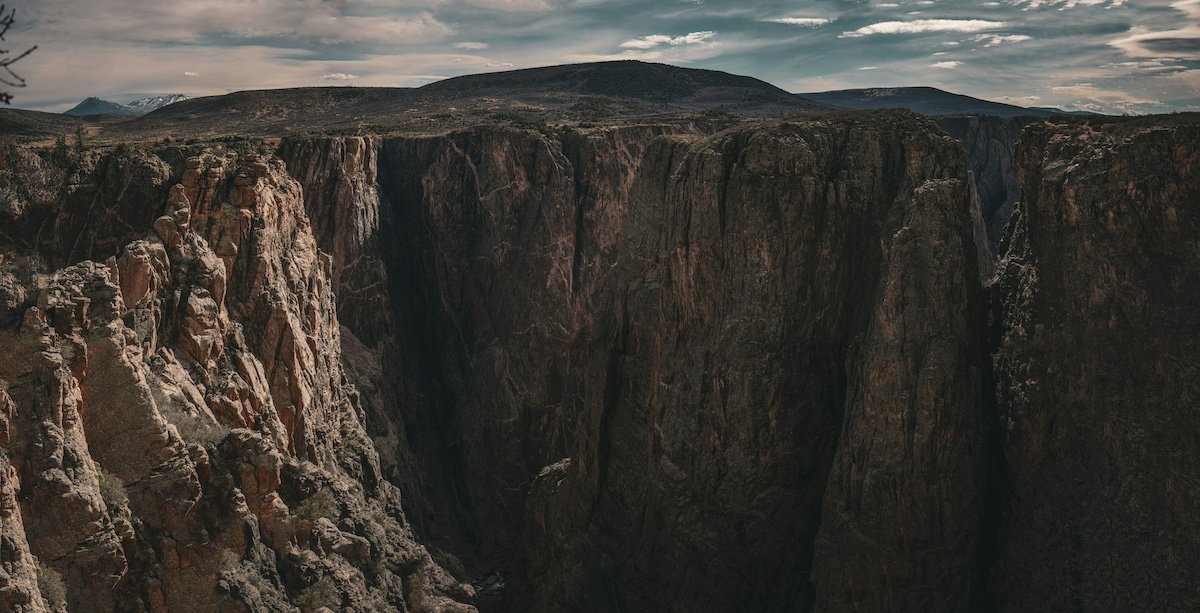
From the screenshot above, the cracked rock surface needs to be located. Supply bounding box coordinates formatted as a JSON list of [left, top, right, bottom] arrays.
[[1, 111, 1197, 612]]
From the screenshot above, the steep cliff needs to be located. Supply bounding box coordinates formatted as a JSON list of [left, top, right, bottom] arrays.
[[278, 115, 986, 612], [936, 115, 1030, 255], [992, 116, 1200, 611], [522, 117, 984, 613], [0, 143, 475, 612], [3, 102, 1198, 613]]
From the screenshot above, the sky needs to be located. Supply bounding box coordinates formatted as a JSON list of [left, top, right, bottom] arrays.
[[5, 0, 1200, 114]]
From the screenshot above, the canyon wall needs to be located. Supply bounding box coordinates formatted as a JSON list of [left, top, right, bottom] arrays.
[[936, 115, 1029, 255], [991, 117, 1200, 611], [276, 115, 988, 612], [1, 111, 1197, 612], [0, 144, 474, 612]]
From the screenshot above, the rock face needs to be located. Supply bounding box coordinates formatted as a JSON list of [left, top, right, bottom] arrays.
[[0, 144, 475, 612], [936, 115, 1030, 254], [992, 117, 1200, 611], [2, 105, 1198, 613], [519, 118, 985, 613], [280, 115, 986, 612]]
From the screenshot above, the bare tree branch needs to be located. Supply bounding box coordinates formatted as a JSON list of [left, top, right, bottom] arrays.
[[0, 3, 36, 105]]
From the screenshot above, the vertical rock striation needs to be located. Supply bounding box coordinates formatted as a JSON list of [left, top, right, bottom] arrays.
[[271, 114, 986, 611], [936, 115, 1029, 254], [521, 116, 984, 613], [4, 107, 1196, 613], [992, 117, 1200, 612], [0, 144, 475, 612]]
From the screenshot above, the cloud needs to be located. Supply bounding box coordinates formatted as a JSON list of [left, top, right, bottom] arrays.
[[1111, 25, 1200, 60], [840, 19, 1007, 38], [565, 30, 742, 64], [25, 1, 454, 46], [1050, 82, 1163, 111], [463, 0, 549, 11], [765, 17, 833, 27], [1106, 59, 1186, 73], [11, 0, 1200, 116], [1008, 0, 1126, 8], [620, 31, 716, 49], [976, 34, 1033, 46], [1173, 0, 1200, 19], [931, 60, 963, 69], [320, 73, 359, 80], [1109, 0, 1200, 59]]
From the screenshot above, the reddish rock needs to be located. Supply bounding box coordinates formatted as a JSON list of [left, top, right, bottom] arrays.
[[992, 116, 1200, 612]]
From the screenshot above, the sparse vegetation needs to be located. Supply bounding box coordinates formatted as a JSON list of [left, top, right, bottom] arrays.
[[51, 136, 71, 167], [36, 561, 67, 611], [97, 467, 128, 510], [569, 97, 617, 120], [73, 124, 86, 155], [489, 111, 562, 138], [0, 145, 67, 216], [294, 576, 340, 612], [292, 487, 339, 523], [161, 404, 230, 447], [218, 550, 243, 571]]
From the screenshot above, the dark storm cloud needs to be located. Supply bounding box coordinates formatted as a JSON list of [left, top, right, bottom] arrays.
[[1140, 38, 1200, 54], [8, 0, 1200, 113]]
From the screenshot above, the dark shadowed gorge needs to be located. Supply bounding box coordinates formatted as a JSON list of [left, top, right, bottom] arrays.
[[0, 63, 1197, 612]]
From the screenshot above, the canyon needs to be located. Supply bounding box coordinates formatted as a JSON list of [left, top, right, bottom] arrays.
[[0, 63, 1196, 612]]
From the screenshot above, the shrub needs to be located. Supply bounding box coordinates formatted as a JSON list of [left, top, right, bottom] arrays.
[[294, 576, 340, 612], [292, 488, 339, 523], [36, 561, 67, 611], [161, 406, 230, 448], [97, 468, 128, 510]]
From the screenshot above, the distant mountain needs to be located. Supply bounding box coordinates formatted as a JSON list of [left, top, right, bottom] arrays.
[[127, 94, 188, 113], [64, 97, 141, 117], [800, 87, 1096, 119], [422, 60, 821, 108], [112, 61, 830, 139], [63, 94, 188, 117]]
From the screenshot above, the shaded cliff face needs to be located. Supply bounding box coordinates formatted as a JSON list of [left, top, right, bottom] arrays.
[[527, 119, 984, 613], [277, 115, 987, 612], [992, 117, 1200, 611], [936, 115, 1030, 255], [0, 144, 475, 612], [279, 127, 678, 562]]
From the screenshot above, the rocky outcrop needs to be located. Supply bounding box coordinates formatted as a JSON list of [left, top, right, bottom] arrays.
[[0, 451, 51, 613], [992, 116, 1200, 611], [0, 144, 475, 612]]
